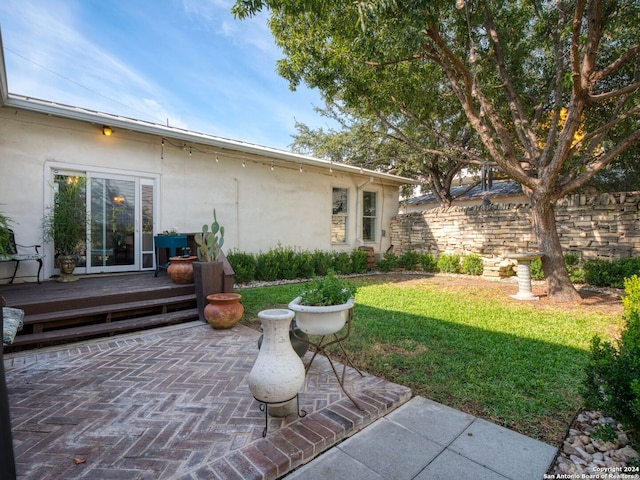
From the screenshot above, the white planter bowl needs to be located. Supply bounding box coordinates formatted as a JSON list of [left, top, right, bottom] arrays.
[[288, 296, 354, 336]]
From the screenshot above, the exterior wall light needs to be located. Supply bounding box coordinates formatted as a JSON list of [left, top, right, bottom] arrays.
[[102, 126, 113, 136]]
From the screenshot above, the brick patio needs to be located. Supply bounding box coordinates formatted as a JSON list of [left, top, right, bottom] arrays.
[[4, 321, 412, 479]]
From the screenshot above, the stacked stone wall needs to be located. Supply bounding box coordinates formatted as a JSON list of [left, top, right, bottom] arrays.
[[392, 191, 640, 261]]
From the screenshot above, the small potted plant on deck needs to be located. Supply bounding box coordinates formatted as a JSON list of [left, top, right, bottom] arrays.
[[288, 270, 357, 336]]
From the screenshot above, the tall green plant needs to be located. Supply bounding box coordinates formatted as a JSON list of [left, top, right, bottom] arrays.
[[43, 177, 87, 256], [194, 209, 225, 262], [0, 210, 12, 256]]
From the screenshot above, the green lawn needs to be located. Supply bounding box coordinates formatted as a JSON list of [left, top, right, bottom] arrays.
[[238, 274, 623, 445]]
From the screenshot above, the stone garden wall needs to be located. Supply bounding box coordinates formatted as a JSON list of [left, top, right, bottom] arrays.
[[391, 191, 640, 264]]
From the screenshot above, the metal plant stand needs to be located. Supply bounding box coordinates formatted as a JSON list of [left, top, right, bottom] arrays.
[[293, 309, 364, 410], [253, 394, 307, 437]]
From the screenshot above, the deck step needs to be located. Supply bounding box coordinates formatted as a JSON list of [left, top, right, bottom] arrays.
[[9, 309, 200, 347], [23, 294, 196, 326]]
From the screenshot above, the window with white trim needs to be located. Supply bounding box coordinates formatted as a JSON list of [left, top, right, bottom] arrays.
[[362, 191, 377, 242], [332, 187, 348, 243]]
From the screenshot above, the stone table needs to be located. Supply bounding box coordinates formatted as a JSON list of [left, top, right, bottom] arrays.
[[504, 252, 544, 300]]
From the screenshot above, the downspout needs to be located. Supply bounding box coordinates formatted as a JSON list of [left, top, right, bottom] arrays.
[[354, 176, 374, 248], [234, 178, 240, 250]]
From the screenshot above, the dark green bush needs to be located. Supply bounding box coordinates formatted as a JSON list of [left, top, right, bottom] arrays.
[[584, 257, 640, 289], [311, 249, 333, 276], [582, 275, 640, 434], [530, 257, 544, 281], [296, 250, 316, 279], [332, 251, 353, 275], [399, 251, 421, 270], [351, 249, 369, 274], [376, 252, 398, 272], [226, 250, 256, 284], [461, 254, 483, 275], [420, 253, 438, 272], [254, 249, 281, 281], [437, 254, 460, 274]]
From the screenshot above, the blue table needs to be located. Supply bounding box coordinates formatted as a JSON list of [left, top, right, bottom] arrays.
[[154, 235, 188, 276]]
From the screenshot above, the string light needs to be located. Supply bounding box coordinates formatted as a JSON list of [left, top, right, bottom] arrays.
[[242, 159, 246, 167], [215, 152, 219, 162], [271, 161, 274, 171]]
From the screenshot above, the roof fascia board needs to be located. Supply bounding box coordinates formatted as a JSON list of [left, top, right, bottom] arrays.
[[3, 94, 418, 186], [0, 29, 8, 105]]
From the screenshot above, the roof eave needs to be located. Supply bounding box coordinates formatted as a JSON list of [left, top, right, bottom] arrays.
[[3, 94, 418, 186]]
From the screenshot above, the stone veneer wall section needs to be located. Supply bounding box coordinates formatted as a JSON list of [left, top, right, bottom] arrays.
[[391, 191, 640, 260]]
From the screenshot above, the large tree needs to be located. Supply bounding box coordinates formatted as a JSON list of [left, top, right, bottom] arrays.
[[234, 0, 640, 301]]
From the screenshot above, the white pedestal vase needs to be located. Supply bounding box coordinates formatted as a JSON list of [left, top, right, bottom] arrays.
[[248, 308, 306, 436]]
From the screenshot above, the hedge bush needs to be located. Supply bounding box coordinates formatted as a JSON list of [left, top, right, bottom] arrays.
[[461, 254, 483, 275], [583, 257, 640, 289], [420, 253, 438, 272], [437, 253, 460, 274], [582, 275, 640, 434], [376, 252, 399, 272], [399, 251, 421, 270]]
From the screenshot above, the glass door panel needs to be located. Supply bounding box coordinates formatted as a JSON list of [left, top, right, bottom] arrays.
[[89, 177, 137, 271], [141, 181, 155, 269]]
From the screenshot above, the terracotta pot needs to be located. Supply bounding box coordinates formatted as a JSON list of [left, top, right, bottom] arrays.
[[193, 261, 224, 322], [204, 293, 244, 329], [167, 256, 197, 284]]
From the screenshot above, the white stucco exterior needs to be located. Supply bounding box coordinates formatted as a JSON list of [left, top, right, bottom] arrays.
[[0, 90, 415, 284]]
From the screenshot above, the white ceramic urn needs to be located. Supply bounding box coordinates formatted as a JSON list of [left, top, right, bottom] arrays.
[[248, 309, 306, 409]]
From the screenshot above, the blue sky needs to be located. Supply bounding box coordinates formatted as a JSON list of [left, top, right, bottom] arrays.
[[0, 0, 333, 150]]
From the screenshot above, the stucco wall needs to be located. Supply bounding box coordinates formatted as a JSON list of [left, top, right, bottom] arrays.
[[0, 108, 400, 283], [391, 191, 640, 260]]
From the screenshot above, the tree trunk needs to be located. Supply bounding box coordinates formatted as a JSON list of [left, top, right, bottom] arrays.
[[529, 196, 581, 302]]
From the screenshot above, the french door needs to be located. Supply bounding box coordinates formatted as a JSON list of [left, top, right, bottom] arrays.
[[51, 169, 156, 275]]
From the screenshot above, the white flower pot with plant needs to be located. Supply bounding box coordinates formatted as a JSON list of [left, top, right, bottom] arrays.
[[288, 271, 357, 336]]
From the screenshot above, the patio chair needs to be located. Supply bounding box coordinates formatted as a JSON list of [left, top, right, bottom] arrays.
[[0, 229, 44, 284]]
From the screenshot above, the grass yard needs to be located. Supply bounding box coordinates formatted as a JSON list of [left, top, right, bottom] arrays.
[[238, 274, 624, 446]]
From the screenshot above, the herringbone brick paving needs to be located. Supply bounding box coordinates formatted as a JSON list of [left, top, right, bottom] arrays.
[[4, 321, 412, 479]]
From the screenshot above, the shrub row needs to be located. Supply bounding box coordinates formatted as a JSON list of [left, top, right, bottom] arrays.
[[226, 247, 370, 284], [228, 246, 638, 288], [530, 255, 640, 288]]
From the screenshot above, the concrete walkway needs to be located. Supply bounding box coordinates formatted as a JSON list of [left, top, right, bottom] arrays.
[[4, 321, 557, 479], [286, 396, 557, 479]]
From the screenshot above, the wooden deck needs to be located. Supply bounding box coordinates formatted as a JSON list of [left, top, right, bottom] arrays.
[[1, 272, 199, 351]]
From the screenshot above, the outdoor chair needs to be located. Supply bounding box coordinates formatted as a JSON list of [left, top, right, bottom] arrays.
[[0, 229, 44, 284]]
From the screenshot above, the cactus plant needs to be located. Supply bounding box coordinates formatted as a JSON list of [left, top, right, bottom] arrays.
[[194, 209, 225, 262]]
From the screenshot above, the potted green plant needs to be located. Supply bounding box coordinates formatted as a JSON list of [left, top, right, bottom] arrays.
[[43, 177, 87, 282], [0, 211, 12, 256], [193, 209, 236, 325], [288, 270, 357, 336]]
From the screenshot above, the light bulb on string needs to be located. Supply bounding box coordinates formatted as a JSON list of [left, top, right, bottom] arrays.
[[271, 162, 274, 171], [215, 152, 219, 162], [242, 159, 246, 167]]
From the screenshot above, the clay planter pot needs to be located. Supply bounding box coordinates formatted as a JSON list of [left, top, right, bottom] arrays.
[[167, 256, 197, 284], [204, 293, 244, 329]]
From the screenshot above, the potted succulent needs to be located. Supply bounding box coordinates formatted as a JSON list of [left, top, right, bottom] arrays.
[[192, 209, 240, 327], [43, 177, 87, 282], [288, 270, 357, 336]]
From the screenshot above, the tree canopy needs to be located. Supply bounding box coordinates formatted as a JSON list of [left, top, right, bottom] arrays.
[[234, 0, 640, 301]]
